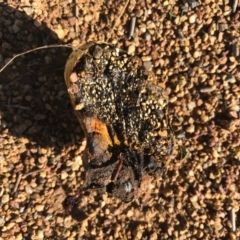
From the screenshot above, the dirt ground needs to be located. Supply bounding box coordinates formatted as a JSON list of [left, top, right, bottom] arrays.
[[0, 0, 240, 239]]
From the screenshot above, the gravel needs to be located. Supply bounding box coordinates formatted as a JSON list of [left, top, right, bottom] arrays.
[[0, 0, 240, 239]]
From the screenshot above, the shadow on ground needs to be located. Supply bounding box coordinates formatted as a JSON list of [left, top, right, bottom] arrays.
[[0, 3, 85, 219]]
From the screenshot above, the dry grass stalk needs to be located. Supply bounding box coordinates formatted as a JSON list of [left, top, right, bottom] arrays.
[[230, 208, 236, 232], [0, 44, 72, 74]]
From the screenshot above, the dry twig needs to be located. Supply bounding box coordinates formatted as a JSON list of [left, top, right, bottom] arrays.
[[74, 0, 79, 35], [232, 0, 238, 13], [0, 44, 72, 74], [230, 208, 236, 231], [12, 173, 23, 196]]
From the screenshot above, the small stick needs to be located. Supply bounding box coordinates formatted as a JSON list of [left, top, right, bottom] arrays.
[[12, 173, 23, 195], [0, 44, 72, 74], [129, 16, 136, 39], [1, 104, 30, 110], [12, 167, 49, 196], [230, 208, 236, 232], [113, 157, 124, 181], [3, 73, 32, 88], [23, 168, 47, 178], [75, 0, 79, 35], [232, 0, 238, 13]]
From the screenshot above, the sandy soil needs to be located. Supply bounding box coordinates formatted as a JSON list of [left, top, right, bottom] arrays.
[[0, 0, 240, 239]]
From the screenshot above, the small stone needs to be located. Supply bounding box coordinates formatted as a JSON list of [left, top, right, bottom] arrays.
[[40, 148, 48, 155], [38, 156, 47, 164], [6, 222, 15, 230], [187, 101, 196, 111], [71, 39, 80, 48], [187, 0, 200, 8], [186, 124, 195, 133], [68, 17, 76, 26], [66, 160, 73, 167], [1, 194, 9, 204], [201, 115, 209, 123], [150, 232, 158, 240], [229, 232, 236, 240], [16, 233, 23, 240], [61, 171, 68, 180], [23, 7, 34, 15], [176, 131, 185, 139], [226, 74, 236, 83], [35, 204, 44, 212], [84, 14, 93, 22], [127, 209, 134, 218], [54, 26, 65, 39], [34, 114, 47, 120], [12, 24, 20, 33], [189, 14, 197, 23], [36, 230, 44, 239], [25, 95, 32, 101], [0, 217, 5, 225], [33, 20, 42, 28], [193, 50, 201, 58], [25, 186, 33, 194], [141, 56, 151, 61], [45, 56, 52, 64], [228, 111, 238, 119], [56, 216, 63, 224], [144, 32, 151, 41], [127, 44, 135, 55], [105, 208, 110, 215], [38, 76, 46, 82], [70, 72, 78, 83], [200, 87, 214, 93], [143, 61, 152, 71]]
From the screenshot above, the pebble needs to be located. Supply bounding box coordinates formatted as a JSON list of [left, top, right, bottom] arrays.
[[36, 230, 44, 239], [61, 171, 68, 180], [143, 61, 152, 71], [68, 17, 76, 26], [16, 233, 23, 240], [70, 72, 78, 83], [33, 20, 42, 28], [176, 131, 186, 139], [187, 101, 196, 111], [0, 217, 4, 225], [141, 56, 151, 61], [1, 194, 9, 204], [54, 26, 65, 39], [38, 156, 47, 164], [186, 125, 195, 133], [35, 204, 44, 212], [144, 32, 151, 41], [45, 214, 53, 221], [127, 209, 134, 218], [23, 7, 34, 15], [200, 87, 214, 93], [127, 44, 135, 55], [38, 76, 46, 82], [193, 50, 201, 58], [12, 24, 20, 33], [57, 216, 63, 224], [189, 14, 197, 23], [25, 186, 33, 194]]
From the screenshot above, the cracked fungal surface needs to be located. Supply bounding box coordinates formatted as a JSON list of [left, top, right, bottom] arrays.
[[65, 42, 173, 202]]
